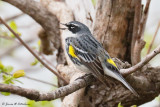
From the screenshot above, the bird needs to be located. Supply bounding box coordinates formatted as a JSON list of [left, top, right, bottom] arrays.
[[60, 21, 138, 96]]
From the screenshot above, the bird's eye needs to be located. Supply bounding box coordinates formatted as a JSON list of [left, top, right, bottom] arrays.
[[67, 24, 80, 33], [70, 26, 75, 29]]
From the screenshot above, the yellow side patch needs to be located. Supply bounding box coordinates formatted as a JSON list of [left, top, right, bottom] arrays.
[[69, 45, 79, 59], [107, 58, 117, 68]]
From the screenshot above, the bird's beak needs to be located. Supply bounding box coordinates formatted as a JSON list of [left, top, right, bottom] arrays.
[[59, 23, 67, 30], [60, 23, 67, 26]]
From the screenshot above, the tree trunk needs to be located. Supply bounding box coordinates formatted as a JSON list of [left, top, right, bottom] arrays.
[[93, 0, 134, 63]]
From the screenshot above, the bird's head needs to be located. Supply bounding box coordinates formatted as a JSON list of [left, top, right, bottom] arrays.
[[60, 21, 91, 36]]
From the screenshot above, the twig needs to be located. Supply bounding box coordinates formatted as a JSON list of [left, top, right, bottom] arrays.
[[147, 21, 160, 54], [0, 35, 15, 41], [86, 12, 93, 23], [25, 75, 57, 87], [5, 13, 24, 22], [37, 51, 56, 69], [2, 72, 57, 87], [121, 45, 160, 75], [0, 17, 68, 84], [138, 0, 151, 39], [0, 75, 94, 101], [0, 38, 34, 58], [32, 49, 57, 73]]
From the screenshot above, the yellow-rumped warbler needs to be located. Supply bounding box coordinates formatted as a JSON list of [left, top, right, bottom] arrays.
[[61, 21, 138, 96]]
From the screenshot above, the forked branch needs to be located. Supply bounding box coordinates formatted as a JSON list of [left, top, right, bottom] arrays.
[[132, 0, 151, 65], [0, 75, 94, 101], [121, 44, 160, 75]]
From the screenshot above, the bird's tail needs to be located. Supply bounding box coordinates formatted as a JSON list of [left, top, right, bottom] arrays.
[[116, 74, 139, 97]]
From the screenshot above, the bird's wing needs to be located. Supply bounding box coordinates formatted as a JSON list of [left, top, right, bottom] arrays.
[[104, 56, 120, 73], [65, 36, 107, 85], [66, 36, 138, 96], [104, 55, 139, 96]]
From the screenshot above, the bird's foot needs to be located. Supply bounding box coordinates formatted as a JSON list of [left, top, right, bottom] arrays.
[[75, 73, 92, 81]]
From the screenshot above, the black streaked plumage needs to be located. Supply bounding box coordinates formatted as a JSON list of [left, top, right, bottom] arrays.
[[62, 21, 139, 96]]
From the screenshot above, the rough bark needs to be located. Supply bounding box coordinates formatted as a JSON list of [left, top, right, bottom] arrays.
[[1, 56, 160, 106], [79, 65, 160, 107], [57, 60, 160, 107], [65, 0, 95, 29], [131, 0, 142, 65], [93, 0, 134, 62], [61, 71, 87, 107], [132, 0, 150, 65]]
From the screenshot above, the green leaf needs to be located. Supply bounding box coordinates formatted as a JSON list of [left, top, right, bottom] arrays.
[[13, 70, 25, 78], [0, 1, 3, 5], [92, 0, 96, 6], [0, 61, 4, 69], [31, 58, 39, 66], [118, 102, 123, 107], [27, 100, 54, 107], [0, 69, 2, 74], [9, 21, 17, 31], [8, 21, 21, 38], [2, 74, 14, 84], [1, 92, 11, 96], [37, 40, 41, 51], [3, 66, 14, 73], [37, 40, 41, 47], [155, 95, 160, 101], [0, 61, 4, 73]]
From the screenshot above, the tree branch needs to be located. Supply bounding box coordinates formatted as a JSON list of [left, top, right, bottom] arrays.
[[131, 0, 142, 65], [2, 71, 57, 87], [24, 75, 58, 87], [0, 35, 16, 41], [121, 44, 160, 75], [0, 37, 34, 58], [132, 0, 151, 65], [5, 13, 24, 22], [138, 0, 151, 39], [62, 71, 87, 107], [40, 0, 74, 65], [0, 62, 160, 106], [2, 0, 61, 54], [0, 75, 94, 101], [0, 17, 68, 84]]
